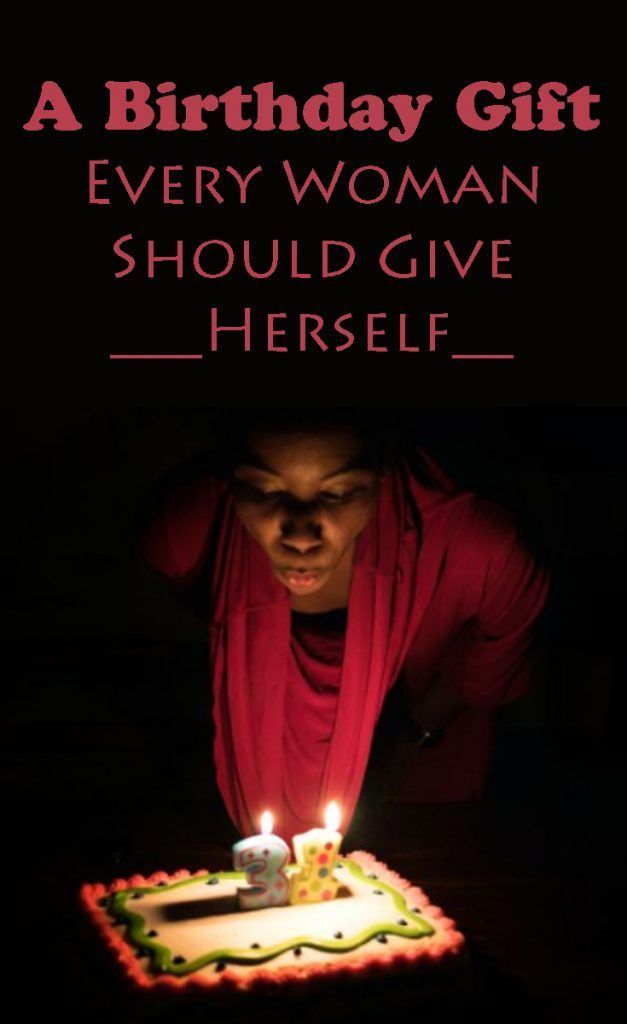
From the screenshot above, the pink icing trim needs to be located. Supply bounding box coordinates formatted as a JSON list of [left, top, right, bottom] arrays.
[[79, 851, 465, 998]]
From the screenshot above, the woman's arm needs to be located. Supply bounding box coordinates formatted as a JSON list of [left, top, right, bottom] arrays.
[[439, 515, 551, 711]]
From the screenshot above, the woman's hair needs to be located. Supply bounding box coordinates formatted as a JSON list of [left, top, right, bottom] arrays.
[[218, 407, 410, 476], [137, 409, 427, 538]]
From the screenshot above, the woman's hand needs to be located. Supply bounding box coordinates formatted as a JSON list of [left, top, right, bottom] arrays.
[[407, 671, 467, 736], [378, 724, 449, 800], [374, 672, 466, 801]]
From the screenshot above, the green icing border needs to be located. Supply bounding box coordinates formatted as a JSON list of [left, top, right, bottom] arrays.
[[107, 859, 435, 977]]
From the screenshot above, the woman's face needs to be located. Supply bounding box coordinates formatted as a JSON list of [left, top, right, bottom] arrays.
[[230, 425, 385, 597]]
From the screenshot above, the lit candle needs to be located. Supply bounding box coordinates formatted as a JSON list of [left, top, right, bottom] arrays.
[[289, 801, 343, 904], [232, 811, 291, 911]]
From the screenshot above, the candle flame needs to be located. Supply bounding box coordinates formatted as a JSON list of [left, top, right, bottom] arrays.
[[325, 801, 341, 831], [260, 810, 273, 835]]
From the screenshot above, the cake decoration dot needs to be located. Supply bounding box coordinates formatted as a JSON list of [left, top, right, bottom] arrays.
[[311, 880, 321, 893], [294, 947, 303, 957], [206, 877, 219, 886], [376, 934, 388, 944], [324, 842, 333, 850], [298, 888, 308, 899], [215, 961, 226, 973], [309, 846, 318, 855], [173, 955, 186, 964], [157, 881, 168, 887], [318, 853, 329, 864], [319, 867, 329, 878], [322, 890, 333, 900], [250, 943, 261, 949], [397, 919, 408, 926], [147, 930, 159, 938], [334, 931, 344, 939], [131, 893, 144, 900], [368, 873, 379, 879], [372, 889, 384, 895]]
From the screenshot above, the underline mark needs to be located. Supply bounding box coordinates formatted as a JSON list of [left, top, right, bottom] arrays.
[[109, 354, 204, 360], [451, 354, 515, 360]]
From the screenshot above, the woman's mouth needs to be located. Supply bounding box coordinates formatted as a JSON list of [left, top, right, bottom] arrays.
[[281, 569, 322, 590]]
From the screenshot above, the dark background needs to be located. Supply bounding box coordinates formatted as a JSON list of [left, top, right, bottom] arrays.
[[6, 42, 624, 1018]]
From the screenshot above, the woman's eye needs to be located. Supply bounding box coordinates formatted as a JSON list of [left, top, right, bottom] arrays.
[[232, 481, 365, 504], [320, 488, 363, 503], [231, 481, 278, 501], [249, 487, 285, 501]]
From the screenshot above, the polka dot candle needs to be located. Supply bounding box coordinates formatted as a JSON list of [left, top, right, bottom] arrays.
[[289, 802, 343, 905], [232, 811, 290, 911]]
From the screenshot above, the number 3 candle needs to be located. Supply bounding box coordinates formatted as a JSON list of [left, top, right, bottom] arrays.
[[289, 801, 343, 904], [232, 811, 290, 911]]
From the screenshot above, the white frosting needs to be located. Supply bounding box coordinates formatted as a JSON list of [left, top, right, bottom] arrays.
[[114, 861, 440, 978]]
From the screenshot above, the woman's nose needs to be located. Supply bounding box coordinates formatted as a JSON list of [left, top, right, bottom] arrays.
[[281, 532, 322, 555], [279, 507, 323, 553]]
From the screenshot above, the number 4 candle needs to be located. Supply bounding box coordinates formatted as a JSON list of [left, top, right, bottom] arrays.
[[232, 811, 290, 911], [289, 802, 343, 904]]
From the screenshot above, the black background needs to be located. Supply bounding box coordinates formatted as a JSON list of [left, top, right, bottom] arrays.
[[6, 34, 625, 1018]]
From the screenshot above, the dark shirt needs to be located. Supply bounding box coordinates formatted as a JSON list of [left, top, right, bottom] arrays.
[[291, 607, 348, 633]]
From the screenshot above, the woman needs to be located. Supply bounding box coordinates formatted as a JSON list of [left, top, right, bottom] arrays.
[[140, 411, 550, 841]]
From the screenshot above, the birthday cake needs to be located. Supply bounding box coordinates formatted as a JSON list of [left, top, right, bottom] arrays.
[[79, 850, 465, 999]]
